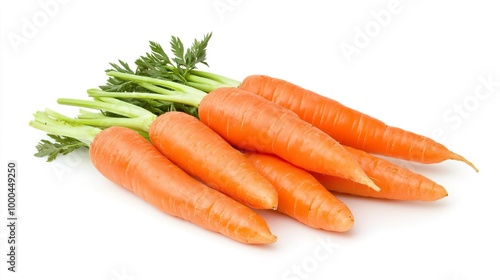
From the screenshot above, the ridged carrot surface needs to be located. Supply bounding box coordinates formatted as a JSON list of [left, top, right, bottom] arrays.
[[149, 111, 278, 209], [89, 126, 276, 244], [313, 145, 449, 201], [240, 75, 477, 172], [198, 87, 380, 191], [245, 151, 354, 232]]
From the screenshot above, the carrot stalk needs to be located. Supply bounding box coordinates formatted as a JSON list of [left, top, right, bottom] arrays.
[[29, 111, 276, 244], [244, 151, 354, 232], [313, 145, 449, 201]]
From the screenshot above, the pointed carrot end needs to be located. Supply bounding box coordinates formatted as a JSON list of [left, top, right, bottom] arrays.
[[431, 184, 449, 201], [358, 177, 380, 192], [366, 181, 381, 192], [331, 212, 355, 232], [268, 234, 278, 243], [352, 167, 381, 191], [451, 152, 479, 173], [248, 191, 278, 210], [266, 193, 279, 211], [438, 187, 449, 200], [249, 232, 277, 245]]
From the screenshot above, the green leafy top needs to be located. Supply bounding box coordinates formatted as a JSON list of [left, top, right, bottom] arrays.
[[34, 134, 87, 162], [162, 33, 210, 81], [134, 33, 211, 84], [99, 60, 139, 93], [31, 33, 215, 162], [98, 33, 212, 116], [101, 33, 211, 88]]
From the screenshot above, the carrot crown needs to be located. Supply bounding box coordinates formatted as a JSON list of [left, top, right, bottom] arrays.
[[29, 110, 102, 161]]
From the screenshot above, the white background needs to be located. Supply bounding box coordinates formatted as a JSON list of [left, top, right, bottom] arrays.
[[1, 1, 499, 280]]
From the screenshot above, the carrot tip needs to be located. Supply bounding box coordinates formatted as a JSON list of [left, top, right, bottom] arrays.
[[364, 180, 381, 192], [352, 169, 381, 191], [433, 185, 449, 201], [451, 152, 479, 173], [256, 195, 278, 210], [252, 233, 277, 244], [332, 214, 355, 232]]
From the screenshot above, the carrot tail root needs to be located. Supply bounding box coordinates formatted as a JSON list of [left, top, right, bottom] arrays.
[[450, 152, 478, 172]]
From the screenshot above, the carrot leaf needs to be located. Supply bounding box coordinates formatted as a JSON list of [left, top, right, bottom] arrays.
[[100, 60, 143, 93], [35, 134, 87, 162], [184, 32, 211, 69], [170, 36, 185, 66], [136, 42, 179, 82], [135, 33, 212, 84], [95, 33, 212, 117]]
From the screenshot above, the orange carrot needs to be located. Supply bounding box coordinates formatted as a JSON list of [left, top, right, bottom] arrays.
[[244, 151, 354, 232], [312, 145, 448, 201], [91, 127, 276, 244], [149, 111, 278, 209], [30, 114, 277, 244], [198, 87, 380, 191], [238, 75, 478, 172]]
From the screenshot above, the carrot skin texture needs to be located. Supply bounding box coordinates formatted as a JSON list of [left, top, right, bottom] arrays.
[[240, 75, 477, 171], [244, 151, 354, 232], [89, 126, 276, 244], [313, 146, 448, 201], [198, 87, 379, 191], [149, 112, 278, 210]]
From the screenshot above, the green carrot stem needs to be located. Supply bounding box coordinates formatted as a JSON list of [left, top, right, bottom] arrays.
[[56, 97, 156, 132], [106, 71, 207, 96], [87, 88, 203, 108], [190, 69, 241, 87], [78, 109, 115, 119], [185, 73, 223, 86], [57, 97, 155, 119], [136, 82, 185, 95], [186, 82, 219, 93], [29, 111, 101, 145]]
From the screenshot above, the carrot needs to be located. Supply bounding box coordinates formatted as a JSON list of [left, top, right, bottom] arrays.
[[238, 75, 478, 172], [144, 34, 474, 172], [149, 111, 278, 209], [29, 112, 277, 244], [312, 145, 449, 201], [199, 87, 379, 191], [87, 73, 381, 192], [244, 151, 354, 232], [55, 97, 278, 210]]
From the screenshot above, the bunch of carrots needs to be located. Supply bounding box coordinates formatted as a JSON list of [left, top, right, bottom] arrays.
[[29, 33, 477, 244]]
